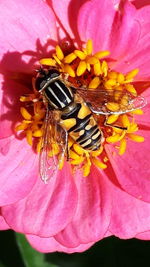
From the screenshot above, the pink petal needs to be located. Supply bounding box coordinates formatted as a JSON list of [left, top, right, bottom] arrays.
[[0, 0, 57, 72], [136, 231, 150, 240], [132, 0, 150, 9], [78, 0, 117, 51], [109, 183, 150, 238], [2, 163, 77, 237], [105, 129, 150, 202], [0, 78, 31, 139], [55, 166, 111, 247], [51, 0, 87, 45], [26, 234, 94, 253], [0, 213, 10, 230], [0, 136, 37, 206], [111, 4, 150, 79]]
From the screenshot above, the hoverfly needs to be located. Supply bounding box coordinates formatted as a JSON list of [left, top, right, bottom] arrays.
[[34, 67, 146, 183]]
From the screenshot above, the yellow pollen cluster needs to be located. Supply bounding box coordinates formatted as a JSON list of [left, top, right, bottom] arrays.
[[15, 40, 145, 177], [15, 100, 45, 152]]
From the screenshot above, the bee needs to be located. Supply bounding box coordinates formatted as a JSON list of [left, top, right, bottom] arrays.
[[34, 68, 146, 183]]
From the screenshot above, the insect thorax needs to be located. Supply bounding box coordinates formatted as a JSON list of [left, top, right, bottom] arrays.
[[44, 79, 74, 110]]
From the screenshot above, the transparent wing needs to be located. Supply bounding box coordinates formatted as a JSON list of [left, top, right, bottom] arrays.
[[39, 109, 67, 183], [75, 87, 146, 115]]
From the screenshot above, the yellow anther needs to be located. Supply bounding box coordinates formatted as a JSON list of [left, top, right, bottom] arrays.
[[119, 139, 127, 155], [15, 122, 28, 131], [73, 144, 84, 155], [36, 138, 42, 153], [106, 102, 120, 112], [20, 96, 31, 102], [20, 107, 32, 120], [55, 45, 64, 60], [39, 58, 56, 66], [87, 56, 99, 65], [94, 50, 110, 59], [108, 71, 118, 79], [69, 150, 81, 160], [131, 109, 143, 115], [121, 114, 130, 128], [64, 53, 77, 64], [88, 77, 101, 89], [91, 146, 103, 157], [106, 134, 121, 143], [101, 60, 108, 76], [117, 73, 125, 83], [106, 114, 119, 124], [125, 68, 139, 80], [74, 50, 86, 60], [104, 79, 116, 89], [83, 163, 91, 177], [26, 130, 33, 146], [32, 129, 43, 137], [86, 40, 93, 55], [76, 61, 87, 76], [125, 84, 137, 96], [92, 158, 107, 169], [94, 61, 102, 76], [53, 55, 61, 65], [71, 157, 84, 165], [127, 123, 138, 133], [120, 95, 129, 106], [113, 127, 123, 134], [63, 64, 75, 77], [86, 63, 91, 72], [128, 133, 144, 142]]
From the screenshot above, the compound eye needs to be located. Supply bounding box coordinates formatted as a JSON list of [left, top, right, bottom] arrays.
[[35, 76, 47, 91]]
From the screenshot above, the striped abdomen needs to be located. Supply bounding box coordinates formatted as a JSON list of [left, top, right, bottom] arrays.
[[60, 101, 102, 151]]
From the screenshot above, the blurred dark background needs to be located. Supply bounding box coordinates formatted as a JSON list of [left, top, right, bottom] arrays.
[[0, 230, 150, 267]]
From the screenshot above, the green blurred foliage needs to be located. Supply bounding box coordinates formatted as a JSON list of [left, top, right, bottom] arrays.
[[0, 230, 150, 267]]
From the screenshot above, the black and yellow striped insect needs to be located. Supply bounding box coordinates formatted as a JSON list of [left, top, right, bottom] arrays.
[[35, 67, 146, 182]]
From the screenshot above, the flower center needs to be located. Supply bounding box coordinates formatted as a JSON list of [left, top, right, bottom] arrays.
[[15, 40, 145, 177]]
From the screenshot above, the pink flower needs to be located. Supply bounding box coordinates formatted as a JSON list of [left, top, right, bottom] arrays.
[[0, 0, 150, 253]]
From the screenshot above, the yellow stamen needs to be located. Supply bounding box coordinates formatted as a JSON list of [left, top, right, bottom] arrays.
[[104, 79, 116, 89], [128, 134, 144, 142], [15, 122, 28, 131], [106, 114, 119, 124], [106, 102, 120, 112], [91, 146, 103, 157], [74, 50, 86, 60], [108, 71, 118, 79], [63, 64, 75, 77], [39, 58, 56, 66], [101, 60, 108, 76], [20, 107, 32, 120], [92, 158, 107, 169], [121, 114, 130, 128], [125, 68, 139, 80], [76, 61, 87, 76], [88, 77, 101, 89], [87, 56, 99, 65], [125, 84, 137, 96], [26, 130, 33, 146], [73, 144, 84, 155], [119, 139, 127, 155], [64, 53, 77, 64], [94, 50, 110, 59], [131, 109, 143, 115], [55, 45, 64, 60], [32, 129, 43, 137], [86, 40, 93, 55], [94, 61, 102, 76], [117, 73, 125, 83]]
